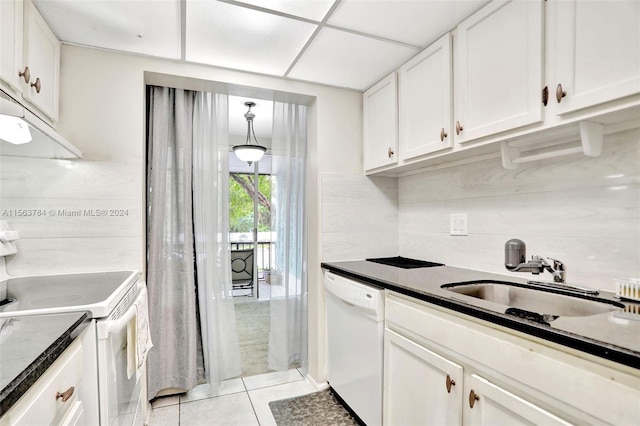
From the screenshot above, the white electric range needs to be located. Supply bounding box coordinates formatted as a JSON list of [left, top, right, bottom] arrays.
[[0, 270, 144, 426], [0, 270, 138, 318], [0, 222, 146, 425]]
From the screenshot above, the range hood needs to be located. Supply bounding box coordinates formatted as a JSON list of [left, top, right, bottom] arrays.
[[0, 90, 82, 159]]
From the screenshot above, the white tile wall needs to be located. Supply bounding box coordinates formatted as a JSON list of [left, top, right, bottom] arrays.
[[0, 157, 143, 276], [321, 173, 399, 261], [398, 129, 640, 291]]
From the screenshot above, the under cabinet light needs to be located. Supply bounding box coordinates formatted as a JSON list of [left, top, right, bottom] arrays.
[[0, 114, 32, 145]]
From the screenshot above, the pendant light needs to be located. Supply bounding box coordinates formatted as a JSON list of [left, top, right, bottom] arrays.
[[232, 101, 266, 165]]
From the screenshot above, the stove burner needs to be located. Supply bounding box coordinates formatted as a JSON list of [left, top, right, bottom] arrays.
[[366, 256, 444, 269]]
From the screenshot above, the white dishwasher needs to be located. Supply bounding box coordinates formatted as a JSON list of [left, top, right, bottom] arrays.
[[325, 271, 384, 426]]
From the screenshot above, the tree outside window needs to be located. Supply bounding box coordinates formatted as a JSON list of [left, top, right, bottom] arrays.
[[229, 173, 272, 233]]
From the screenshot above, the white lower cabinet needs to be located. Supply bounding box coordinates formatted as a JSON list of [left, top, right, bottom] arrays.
[[383, 292, 640, 425], [58, 401, 84, 426], [2, 338, 85, 426], [465, 374, 570, 426], [384, 329, 566, 426], [384, 329, 462, 426]]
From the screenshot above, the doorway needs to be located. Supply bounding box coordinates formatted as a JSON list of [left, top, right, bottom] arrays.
[[229, 97, 274, 377], [146, 85, 308, 396], [229, 155, 273, 301]]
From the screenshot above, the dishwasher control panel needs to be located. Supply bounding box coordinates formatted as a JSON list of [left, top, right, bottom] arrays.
[[324, 271, 384, 319]]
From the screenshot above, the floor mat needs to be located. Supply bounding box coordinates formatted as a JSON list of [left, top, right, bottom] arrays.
[[269, 389, 358, 426]]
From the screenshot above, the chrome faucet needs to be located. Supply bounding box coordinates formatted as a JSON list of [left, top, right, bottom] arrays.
[[504, 239, 565, 283], [504, 239, 598, 295], [511, 255, 566, 283]]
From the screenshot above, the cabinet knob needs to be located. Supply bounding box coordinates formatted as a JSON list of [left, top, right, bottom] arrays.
[[468, 389, 479, 408], [542, 86, 549, 106], [388, 147, 394, 158], [445, 374, 456, 393], [56, 386, 75, 403], [455, 121, 463, 135], [30, 77, 41, 94], [440, 128, 448, 142], [18, 66, 30, 84], [556, 84, 566, 103]]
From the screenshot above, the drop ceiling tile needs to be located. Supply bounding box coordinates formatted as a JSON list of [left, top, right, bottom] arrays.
[[288, 27, 417, 90], [186, 1, 317, 76], [233, 0, 335, 21], [328, 0, 489, 47], [33, 0, 181, 59]]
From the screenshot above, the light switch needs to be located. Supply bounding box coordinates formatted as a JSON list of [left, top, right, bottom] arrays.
[[450, 213, 468, 236]]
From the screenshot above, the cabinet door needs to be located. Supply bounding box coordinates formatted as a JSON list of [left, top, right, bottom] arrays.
[[384, 329, 463, 426], [0, 0, 24, 93], [59, 401, 85, 426], [23, 0, 60, 122], [363, 73, 398, 171], [553, 0, 640, 115], [6, 340, 83, 425], [455, 0, 544, 144], [466, 374, 572, 426], [399, 33, 452, 161]]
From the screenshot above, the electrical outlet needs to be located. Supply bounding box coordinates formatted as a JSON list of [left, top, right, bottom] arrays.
[[450, 213, 468, 236]]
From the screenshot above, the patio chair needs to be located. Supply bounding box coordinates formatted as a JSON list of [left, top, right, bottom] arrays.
[[231, 249, 255, 297]]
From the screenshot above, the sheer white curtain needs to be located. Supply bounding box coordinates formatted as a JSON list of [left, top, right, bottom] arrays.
[[268, 101, 308, 371], [192, 91, 242, 384]]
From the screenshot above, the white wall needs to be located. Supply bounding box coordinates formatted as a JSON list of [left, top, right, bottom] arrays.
[[56, 45, 363, 171], [321, 173, 398, 261], [0, 44, 363, 385], [1, 158, 142, 275], [398, 129, 640, 292]]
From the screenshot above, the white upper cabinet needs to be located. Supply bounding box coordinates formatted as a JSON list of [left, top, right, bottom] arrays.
[[363, 72, 398, 171], [22, 0, 60, 122], [399, 34, 452, 161], [0, 0, 25, 94], [551, 0, 640, 115], [454, 0, 544, 144]]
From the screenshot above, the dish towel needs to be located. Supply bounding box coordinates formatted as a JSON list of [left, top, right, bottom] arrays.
[[127, 285, 153, 381]]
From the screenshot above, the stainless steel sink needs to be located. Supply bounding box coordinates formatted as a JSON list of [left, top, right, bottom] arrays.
[[442, 281, 624, 321]]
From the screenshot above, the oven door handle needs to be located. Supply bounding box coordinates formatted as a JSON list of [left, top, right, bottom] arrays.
[[97, 283, 144, 340]]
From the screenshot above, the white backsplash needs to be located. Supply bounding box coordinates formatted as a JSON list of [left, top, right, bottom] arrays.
[[4, 129, 639, 289], [320, 129, 638, 291], [399, 129, 640, 291], [321, 173, 398, 261], [0, 157, 143, 276]]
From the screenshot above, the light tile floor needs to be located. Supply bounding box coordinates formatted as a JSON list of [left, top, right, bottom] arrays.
[[148, 369, 315, 425]]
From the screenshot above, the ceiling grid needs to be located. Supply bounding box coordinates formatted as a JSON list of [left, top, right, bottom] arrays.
[[33, 0, 490, 91]]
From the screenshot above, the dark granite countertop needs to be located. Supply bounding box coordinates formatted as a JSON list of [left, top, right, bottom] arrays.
[[0, 311, 91, 416], [322, 260, 640, 370]]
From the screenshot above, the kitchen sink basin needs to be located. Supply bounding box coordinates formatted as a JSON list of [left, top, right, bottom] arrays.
[[442, 280, 624, 322]]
